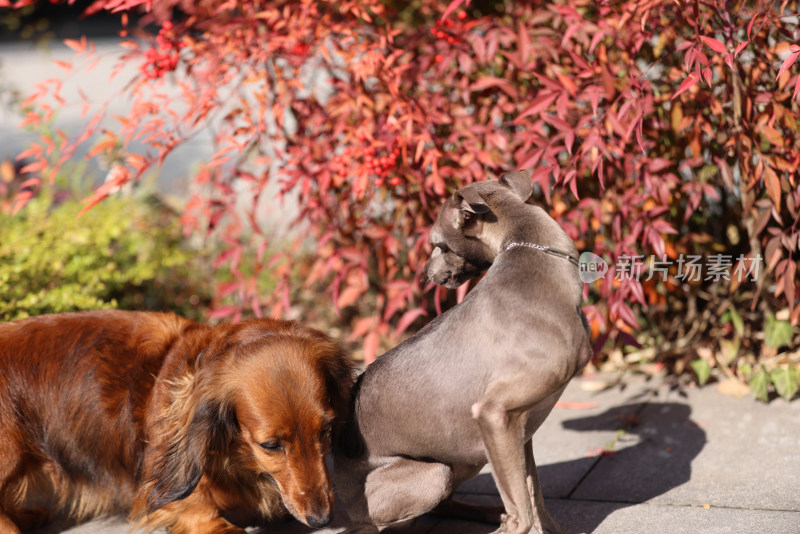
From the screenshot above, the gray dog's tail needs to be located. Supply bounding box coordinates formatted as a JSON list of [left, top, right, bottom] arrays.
[[334, 371, 367, 459]]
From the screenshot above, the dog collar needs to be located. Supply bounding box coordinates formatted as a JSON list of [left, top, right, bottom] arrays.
[[503, 242, 580, 267]]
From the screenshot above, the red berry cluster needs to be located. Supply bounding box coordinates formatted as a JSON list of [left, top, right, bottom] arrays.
[[331, 134, 403, 191], [430, 10, 467, 43], [430, 11, 468, 64], [140, 21, 184, 80], [290, 42, 310, 57], [365, 144, 402, 187]]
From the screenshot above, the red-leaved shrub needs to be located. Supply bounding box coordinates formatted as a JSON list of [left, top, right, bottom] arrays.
[[6, 0, 799, 394]]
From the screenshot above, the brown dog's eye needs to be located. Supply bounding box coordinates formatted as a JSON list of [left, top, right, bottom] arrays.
[[321, 423, 332, 440], [259, 440, 282, 451]]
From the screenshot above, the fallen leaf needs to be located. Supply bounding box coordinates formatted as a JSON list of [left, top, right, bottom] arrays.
[[587, 447, 618, 457], [555, 401, 599, 410], [717, 379, 750, 398], [579, 377, 620, 392]]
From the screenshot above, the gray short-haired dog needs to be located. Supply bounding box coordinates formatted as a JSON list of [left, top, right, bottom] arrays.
[[334, 170, 591, 534]]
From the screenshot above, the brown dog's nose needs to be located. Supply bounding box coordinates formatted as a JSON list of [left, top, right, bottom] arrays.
[[306, 512, 333, 528]]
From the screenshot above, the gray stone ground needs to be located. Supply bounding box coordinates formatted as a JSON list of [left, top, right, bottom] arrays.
[[29, 373, 800, 534]]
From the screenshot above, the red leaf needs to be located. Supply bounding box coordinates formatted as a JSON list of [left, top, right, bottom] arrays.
[[764, 165, 781, 212], [651, 220, 678, 235], [433, 284, 444, 316], [19, 161, 45, 174], [456, 280, 470, 303], [18, 177, 42, 190], [395, 308, 427, 337], [12, 190, 35, 215], [517, 20, 531, 66], [469, 76, 518, 98], [251, 295, 262, 318], [441, 0, 469, 20], [776, 51, 800, 81], [629, 279, 646, 306], [16, 145, 42, 161], [747, 14, 758, 40], [519, 147, 545, 170], [702, 67, 712, 86], [76, 191, 109, 218], [363, 330, 380, 366], [671, 73, 699, 100], [617, 302, 640, 329], [543, 114, 571, 132], [724, 54, 733, 69], [554, 70, 578, 96], [793, 75, 800, 103], [52, 60, 72, 72], [349, 316, 377, 342], [784, 261, 796, 311], [515, 92, 557, 122], [208, 306, 238, 320], [734, 41, 749, 57], [700, 36, 727, 54], [64, 36, 86, 54]]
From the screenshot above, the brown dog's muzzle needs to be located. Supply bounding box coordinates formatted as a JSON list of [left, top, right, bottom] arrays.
[[297, 481, 334, 528], [278, 452, 334, 528], [305, 507, 333, 528]]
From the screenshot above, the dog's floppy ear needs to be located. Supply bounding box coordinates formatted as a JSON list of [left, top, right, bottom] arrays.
[[458, 187, 490, 214], [447, 189, 488, 236], [321, 342, 356, 423], [141, 368, 236, 514], [499, 169, 534, 201]]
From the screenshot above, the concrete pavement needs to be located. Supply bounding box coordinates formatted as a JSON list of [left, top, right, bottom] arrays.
[[30, 373, 800, 533]]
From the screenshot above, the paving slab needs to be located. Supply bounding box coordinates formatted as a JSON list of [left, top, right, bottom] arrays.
[[542, 499, 800, 534], [391, 496, 800, 534]]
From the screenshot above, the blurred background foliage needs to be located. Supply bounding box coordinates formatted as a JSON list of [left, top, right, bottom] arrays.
[[0, 0, 798, 401], [0, 171, 212, 321]]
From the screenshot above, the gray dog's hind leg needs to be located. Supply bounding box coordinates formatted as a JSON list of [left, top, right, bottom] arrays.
[[337, 457, 453, 533]]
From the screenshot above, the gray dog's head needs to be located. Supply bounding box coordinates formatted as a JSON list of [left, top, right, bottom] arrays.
[[424, 170, 534, 288]]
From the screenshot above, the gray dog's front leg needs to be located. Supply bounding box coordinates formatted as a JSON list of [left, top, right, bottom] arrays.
[[473, 406, 534, 533]]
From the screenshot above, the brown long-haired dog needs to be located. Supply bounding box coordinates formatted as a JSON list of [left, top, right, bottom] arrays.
[[0, 309, 354, 533]]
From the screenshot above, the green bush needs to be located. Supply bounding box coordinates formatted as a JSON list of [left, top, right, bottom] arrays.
[[0, 192, 211, 321]]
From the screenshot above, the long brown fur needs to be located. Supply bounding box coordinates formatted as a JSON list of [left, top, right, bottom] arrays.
[[0, 310, 354, 533]]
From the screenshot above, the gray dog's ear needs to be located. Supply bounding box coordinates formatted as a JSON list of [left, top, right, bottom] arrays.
[[499, 169, 534, 201], [445, 189, 487, 236], [457, 188, 489, 214]]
